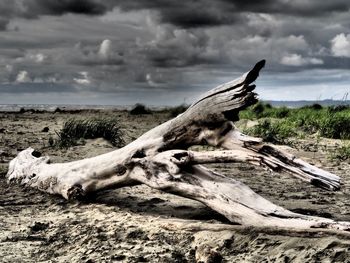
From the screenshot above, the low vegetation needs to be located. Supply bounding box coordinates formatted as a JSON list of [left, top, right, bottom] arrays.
[[0, 166, 7, 177], [167, 104, 189, 118], [55, 118, 124, 148], [331, 143, 350, 161], [244, 119, 296, 144], [241, 102, 350, 143], [130, 104, 152, 115]]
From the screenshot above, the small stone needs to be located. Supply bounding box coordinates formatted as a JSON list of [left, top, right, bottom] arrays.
[[30, 222, 49, 233]]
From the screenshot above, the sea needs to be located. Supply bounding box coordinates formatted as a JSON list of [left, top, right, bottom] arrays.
[[0, 104, 167, 112], [0, 100, 349, 112]]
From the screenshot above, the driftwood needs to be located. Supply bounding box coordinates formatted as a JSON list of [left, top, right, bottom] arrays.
[[6, 60, 350, 232]]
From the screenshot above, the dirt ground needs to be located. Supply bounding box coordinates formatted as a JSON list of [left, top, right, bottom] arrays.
[[1, 111, 350, 263]]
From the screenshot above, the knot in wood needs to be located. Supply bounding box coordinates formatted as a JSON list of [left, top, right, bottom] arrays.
[[115, 164, 127, 176], [67, 184, 85, 201], [31, 150, 41, 158]]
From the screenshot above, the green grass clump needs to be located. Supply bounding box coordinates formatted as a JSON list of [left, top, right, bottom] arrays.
[[245, 119, 296, 144], [240, 102, 350, 141], [288, 109, 350, 139], [56, 118, 124, 148]]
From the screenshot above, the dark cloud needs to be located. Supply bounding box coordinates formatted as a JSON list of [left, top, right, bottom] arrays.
[[117, 1, 242, 28], [0, 0, 107, 26], [110, 0, 350, 28], [221, 0, 350, 16], [0, 18, 9, 30], [32, 0, 107, 16], [160, 9, 238, 28], [2, 0, 350, 29]]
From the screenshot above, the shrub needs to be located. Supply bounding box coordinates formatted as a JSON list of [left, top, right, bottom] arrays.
[[130, 104, 151, 115], [252, 102, 265, 116], [168, 104, 189, 118], [264, 103, 272, 109], [240, 102, 290, 119], [56, 118, 124, 148], [301, 103, 323, 110]]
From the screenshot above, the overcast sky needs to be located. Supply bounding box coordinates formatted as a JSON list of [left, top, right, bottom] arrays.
[[0, 0, 350, 105]]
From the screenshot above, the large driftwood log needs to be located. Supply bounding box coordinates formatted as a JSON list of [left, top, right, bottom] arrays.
[[6, 60, 350, 232]]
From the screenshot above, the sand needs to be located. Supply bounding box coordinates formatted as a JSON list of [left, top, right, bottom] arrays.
[[1, 111, 350, 262]]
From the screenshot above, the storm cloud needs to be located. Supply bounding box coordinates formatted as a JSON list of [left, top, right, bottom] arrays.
[[0, 0, 350, 105]]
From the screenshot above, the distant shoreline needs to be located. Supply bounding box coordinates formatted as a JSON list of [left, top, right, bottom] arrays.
[[0, 99, 349, 112], [265, 99, 350, 108]]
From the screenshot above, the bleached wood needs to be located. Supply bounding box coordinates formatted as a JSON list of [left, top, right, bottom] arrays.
[[220, 130, 340, 190], [6, 60, 348, 232]]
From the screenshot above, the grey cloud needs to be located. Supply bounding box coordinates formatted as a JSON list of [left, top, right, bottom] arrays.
[[0, 18, 9, 30], [138, 27, 215, 68], [0, 82, 75, 93], [1, 0, 350, 105], [69, 40, 125, 66]]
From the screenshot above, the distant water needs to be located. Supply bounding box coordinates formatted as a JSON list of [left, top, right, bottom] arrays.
[[0, 104, 124, 112], [1, 100, 349, 112], [0, 104, 168, 112], [266, 100, 350, 108]]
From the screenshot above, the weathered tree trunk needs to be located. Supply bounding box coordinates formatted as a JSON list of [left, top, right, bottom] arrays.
[[6, 60, 350, 232]]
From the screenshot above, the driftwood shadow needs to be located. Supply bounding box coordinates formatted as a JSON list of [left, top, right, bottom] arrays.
[[90, 188, 233, 224]]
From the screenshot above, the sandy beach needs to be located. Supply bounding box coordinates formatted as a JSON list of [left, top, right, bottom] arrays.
[[1, 110, 350, 262]]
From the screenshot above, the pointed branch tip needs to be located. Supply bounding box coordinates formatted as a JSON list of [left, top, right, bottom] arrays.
[[245, 59, 266, 85]]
